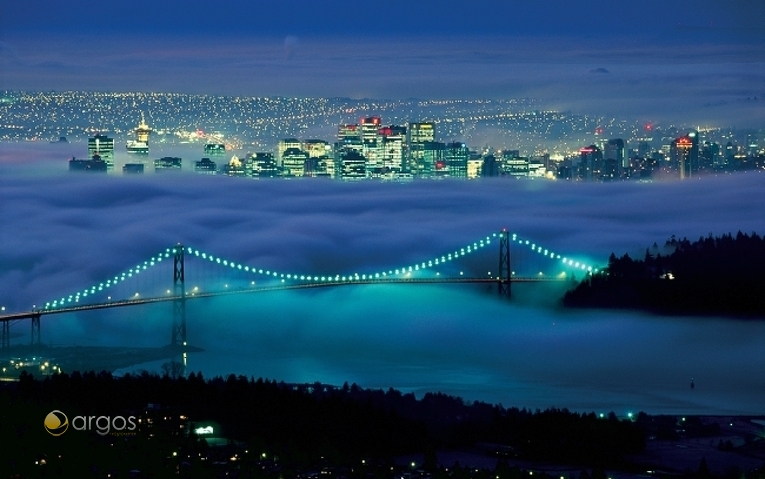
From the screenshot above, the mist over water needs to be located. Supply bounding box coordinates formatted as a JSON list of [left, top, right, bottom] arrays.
[[2, 142, 765, 415]]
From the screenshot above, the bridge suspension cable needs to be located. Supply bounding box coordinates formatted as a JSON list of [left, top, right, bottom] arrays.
[[40, 231, 598, 312]]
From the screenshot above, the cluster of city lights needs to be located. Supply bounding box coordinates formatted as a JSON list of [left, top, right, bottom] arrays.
[[41, 233, 597, 310]]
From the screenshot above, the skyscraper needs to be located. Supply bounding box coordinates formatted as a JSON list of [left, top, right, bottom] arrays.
[[88, 134, 115, 170], [195, 158, 218, 175], [578, 145, 603, 181], [672, 136, 693, 179], [339, 151, 366, 181], [407, 122, 435, 174], [481, 154, 499, 177], [154, 157, 182, 172], [281, 148, 309, 177], [687, 130, 700, 174], [248, 153, 278, 179], [421, 141, 445, 177], [277, 139, 302, 167], [604, 138, 625, 179], [360, 117, 381, 144], [378, 126, 406, 174], [441, 142, 469, 178]]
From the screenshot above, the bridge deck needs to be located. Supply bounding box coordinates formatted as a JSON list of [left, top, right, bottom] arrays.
[[1, 276, 567, 320]]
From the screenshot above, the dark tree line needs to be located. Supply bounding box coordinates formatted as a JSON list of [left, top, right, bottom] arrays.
[[563, 232, 765, 317], [2, 370, 646, 475]]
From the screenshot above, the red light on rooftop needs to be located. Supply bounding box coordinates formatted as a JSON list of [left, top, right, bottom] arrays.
[[645, 123, 653, 131]]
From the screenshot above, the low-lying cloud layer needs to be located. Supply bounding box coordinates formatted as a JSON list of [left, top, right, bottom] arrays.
[[2, 143, 764, 414]]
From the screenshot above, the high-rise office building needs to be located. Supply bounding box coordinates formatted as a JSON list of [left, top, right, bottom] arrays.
[[421, 141, 445, 177], [303, 139, 331, 158], [407, 122, 435, 174], [70, 155, 107, 172], [277, 139, 302, 167], [360, 117, 381, 144], [701, 141, 721, 169], [467, 157, 483, 179], [338, 124, 360, 142], [339, 151, 366, 181], [672, 136, 693, 179], [154, 157, 182, 172], [481, 154, 499, 177], [604, 138, 626, 179], [441, 142, 469, 178], [126, 115, 151, 154], [88, 134, 115, 170], [122, 163, 145, 174], [281, 148, 308, 177], [504, 154, 530, 177], [687, 130, 699, 173], [247, 153, 278, 178], [204, 143, 226, 157], [578, 145, 603, 181], [378, 126, 406, 173], [224, 156, 245, 177], [195, 158, 217, 175]]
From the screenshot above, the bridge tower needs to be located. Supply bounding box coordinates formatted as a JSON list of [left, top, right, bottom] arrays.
[[171, 244, 187, 347], [498, 229, 511, 298]]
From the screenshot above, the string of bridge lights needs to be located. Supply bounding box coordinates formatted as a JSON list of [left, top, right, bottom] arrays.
[[43, 232, 598, 310]]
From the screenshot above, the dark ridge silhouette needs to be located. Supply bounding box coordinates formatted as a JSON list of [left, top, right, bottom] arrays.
[[563, 232, 765, 317]]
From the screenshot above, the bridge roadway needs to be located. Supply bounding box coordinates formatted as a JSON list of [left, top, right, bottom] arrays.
[[0, 276, 566, 321]]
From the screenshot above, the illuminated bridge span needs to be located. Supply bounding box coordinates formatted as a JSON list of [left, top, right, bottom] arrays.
[[0, 231, 599, 350]]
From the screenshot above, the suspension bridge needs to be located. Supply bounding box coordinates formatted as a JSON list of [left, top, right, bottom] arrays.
[[0, 230, 599, 351]]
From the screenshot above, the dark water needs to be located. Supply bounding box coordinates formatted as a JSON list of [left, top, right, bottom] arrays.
[[74, 284, 765, 416]]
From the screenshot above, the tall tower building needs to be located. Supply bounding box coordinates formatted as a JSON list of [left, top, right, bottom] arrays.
[[442, 142, 469, 178], [339, 150, 366, 181], [277, 138, 302, 167], [407, 122, 435, 175], [281, 148, 309, 177], [378, 125, 406, 173], [604, 138, 625, 179], [338, 124, 360, 141], [88, 134, 115, 170], [303, 139, 331, 158], [687, 130, 699, 174], [673, 136, 693, 179], [360, 117, 382, 144], [578, 145, 603, 181], [127, 113, 152, 154]]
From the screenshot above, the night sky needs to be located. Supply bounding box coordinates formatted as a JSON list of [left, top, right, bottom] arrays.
[[2, 0, 764, 124]]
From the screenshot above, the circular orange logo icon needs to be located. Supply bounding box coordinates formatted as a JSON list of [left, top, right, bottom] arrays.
[[44, 410, 69, 436]]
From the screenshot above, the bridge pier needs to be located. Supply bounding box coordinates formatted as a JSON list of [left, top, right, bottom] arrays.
[[171, 244, 187, 347], [498, 229, 511, 298], [2, 321, 9, 351], [31, 314, 41, 348]]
